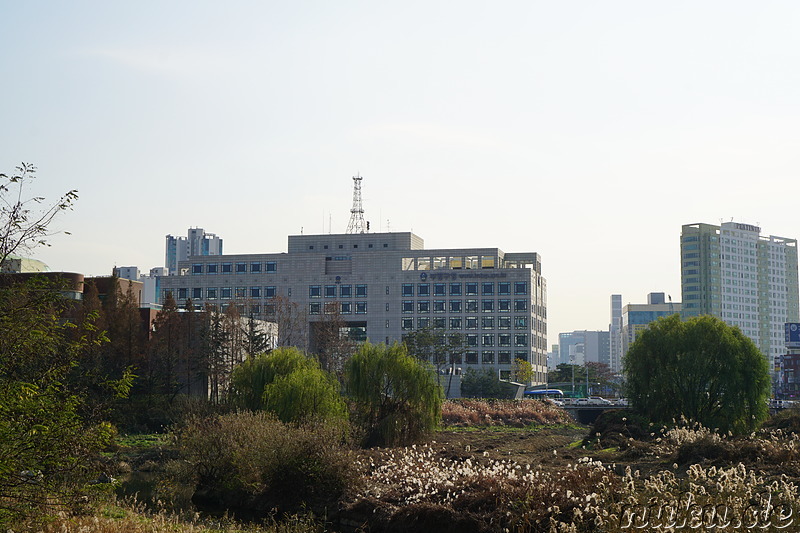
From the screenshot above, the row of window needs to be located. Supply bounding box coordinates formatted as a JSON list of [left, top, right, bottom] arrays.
[[309, 301, 367, 314], [176, 287, 280, 300], [401, 281, 527, 297], [309, 285, 368, 298], [191, 261, 277, 274], [402, 316, 529, 330], [443, 351, 528, 365], [402, 299, 528, 313]]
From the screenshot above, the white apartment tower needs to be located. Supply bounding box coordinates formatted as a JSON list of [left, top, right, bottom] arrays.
[[165, 228, 223, 275], [609, 294, 622, 374], [681, 222, 800, 374]]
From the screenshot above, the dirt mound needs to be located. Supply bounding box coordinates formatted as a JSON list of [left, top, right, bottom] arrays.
[[583, 410, 650, 449]]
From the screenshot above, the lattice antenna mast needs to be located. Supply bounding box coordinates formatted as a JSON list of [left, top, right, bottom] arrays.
[[346, 174, 368, 234]]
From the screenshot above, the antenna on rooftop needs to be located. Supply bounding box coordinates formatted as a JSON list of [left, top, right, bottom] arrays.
[[346, 174, 368, 234]]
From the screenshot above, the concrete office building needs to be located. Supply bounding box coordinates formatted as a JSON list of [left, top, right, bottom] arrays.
[[681, 222, 800, 371], [620, 292, 682, 357], [158, 231, 548, 384], [165, 228, 223, 275]]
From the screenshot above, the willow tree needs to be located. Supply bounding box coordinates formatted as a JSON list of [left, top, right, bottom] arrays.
[[229, 347, 347, 427], [624, 314, 770, 434], [345, 342, 443, 447]]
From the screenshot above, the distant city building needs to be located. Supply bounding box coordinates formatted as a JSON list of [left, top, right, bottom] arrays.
[[114, 266, 168, 307], [681, 222, 800, 374], [557, 330, 610, 368], [165, 228, 223, 276], [609, 294, 622, 373], [158, 230, 548, 386], [620, 292, 682, 357]]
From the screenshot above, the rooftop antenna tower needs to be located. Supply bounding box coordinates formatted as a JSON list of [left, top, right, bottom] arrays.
[[346, 174, 368, 234]]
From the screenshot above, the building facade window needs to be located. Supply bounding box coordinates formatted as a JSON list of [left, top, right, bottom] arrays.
[[433, 283, 446, 296], [466, 300, 478, 312], [250, 262, 262, 272], [355, 302, 367, 314], [466, 282, 478, 295], [418, 317, 430, 328], [402, 301, 413, 313], [178, 288, 188, 299], [220, 287, 231, 299], [514, 299, 528, 312], [192, 288, 202, 299], [340, 285, 352, 297], [192, 264, 203, 274], [450, 300, 462, 313], [482, 334, 495, 347], [309, 285, 321, 298], [207, 264, 218, 274], [265, 286, 277, 298], [450, 317, 462, 329], [465, 351, 478, 364], [499, 316, 511, 329], [250, 287, 261, 298], [309, 302, 321, 314], [514, 334, 528, 346], [466, 316, 478, 329], [266, 262, 277, 272], [482, 300, 495, 313], [222, 263, 232, 273], [235, 262, 247, 273], [482, 316, 494, 329], [207, 288, 218, 299], [417, 301, 430, 313], [341, 302, 352, 314], [402, 318, 413, 330], [418, 283, 430, 296], [356, 285, 367, 297], [433, 300, 446, 313], [450, 283, 462, 296], [402, 283, 414, 297], [482, 351, 495, 364], [514, 316, 528, 329], [482, 282, 494, 295], [498, 351, 512, 364], [498, 282, 511, 295], [514, 281, 528, 295], [235, 287, 246, 298], [325, 285, 337, 298]]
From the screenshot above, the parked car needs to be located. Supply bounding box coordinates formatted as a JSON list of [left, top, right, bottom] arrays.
[[575, 396, 612, 406]]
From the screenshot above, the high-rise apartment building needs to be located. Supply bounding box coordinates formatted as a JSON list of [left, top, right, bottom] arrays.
[[165, 228, 223, 275], [681, 222, 799, 370], [557, 330, 610, 368], [158, 230, 548, 384], [609, 294, 622, 373]]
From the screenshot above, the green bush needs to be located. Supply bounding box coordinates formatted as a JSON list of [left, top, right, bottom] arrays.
[[171, 412, 358, 515]]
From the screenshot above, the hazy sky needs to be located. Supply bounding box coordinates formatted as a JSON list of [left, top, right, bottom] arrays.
[[3, 2, 799, 342]]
